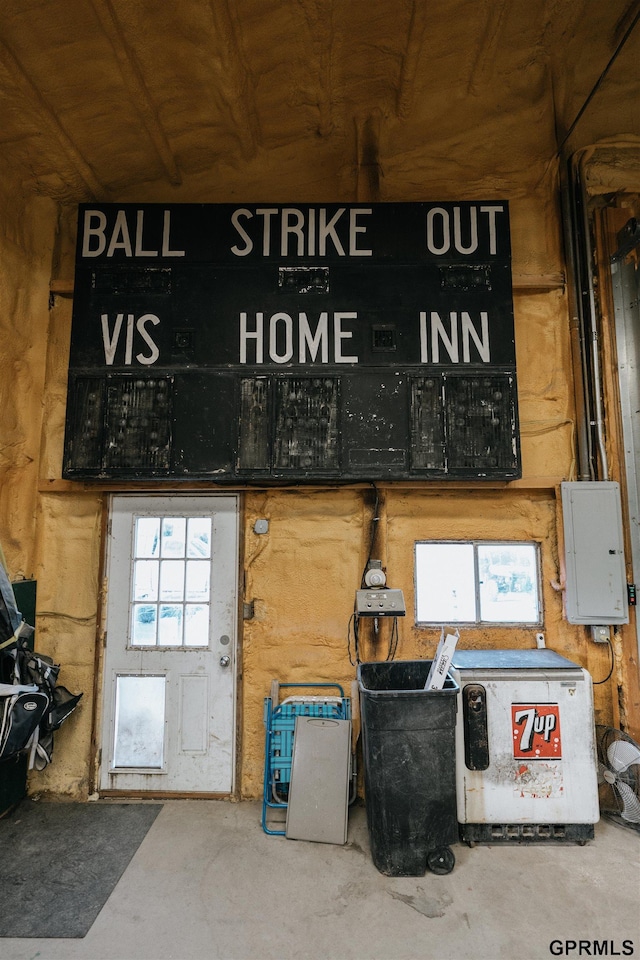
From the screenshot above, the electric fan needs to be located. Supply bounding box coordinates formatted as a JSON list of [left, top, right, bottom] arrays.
[[596, 724, 640, 826]]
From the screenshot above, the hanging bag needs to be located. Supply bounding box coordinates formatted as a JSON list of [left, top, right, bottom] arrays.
[[0, 562, 82, 768], [0, 688, 50, 762]]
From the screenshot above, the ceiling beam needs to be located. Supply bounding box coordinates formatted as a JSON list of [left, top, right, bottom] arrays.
[[542, 0, 588, 147], [88, 0, 181, 186], [559, 1, 640, 151], [208, 0, 260, 158], [614, 0, 640, 43], [297, 0, 335, 137], [0, 37, 107, 199], [538, 0, 585, 51], [354, 113, 382, 202], [467, 0, 509, 95], [396, 0, 429, 120]]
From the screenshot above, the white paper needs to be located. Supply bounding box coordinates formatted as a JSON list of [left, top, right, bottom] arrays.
[[425, 627, 459, 690]]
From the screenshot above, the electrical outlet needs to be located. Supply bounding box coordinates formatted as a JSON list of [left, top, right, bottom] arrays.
[[590, 625, 611, 643]]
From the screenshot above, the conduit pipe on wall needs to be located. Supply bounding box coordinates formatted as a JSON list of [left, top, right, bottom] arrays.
[[561, 146, 609, 481], [561, 156, 592, 481], [577, 149, 609, 482]]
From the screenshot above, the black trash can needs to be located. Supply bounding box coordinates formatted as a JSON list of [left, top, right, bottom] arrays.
[[357, 659, 459, 876]]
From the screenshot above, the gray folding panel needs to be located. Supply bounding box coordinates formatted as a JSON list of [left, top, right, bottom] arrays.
[[285, 717, 351, 845]]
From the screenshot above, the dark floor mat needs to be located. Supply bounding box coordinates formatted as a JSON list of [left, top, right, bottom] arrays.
[[0, 798, 162, 938]]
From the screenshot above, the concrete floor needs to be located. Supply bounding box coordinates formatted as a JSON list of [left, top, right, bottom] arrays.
[[3, 799, 640, 960]]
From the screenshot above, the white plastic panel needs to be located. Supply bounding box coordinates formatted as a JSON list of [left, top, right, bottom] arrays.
[[561, 481, 628, 624]]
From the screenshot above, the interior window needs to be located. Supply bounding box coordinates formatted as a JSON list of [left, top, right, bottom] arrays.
[[415, 540, 541, 625]]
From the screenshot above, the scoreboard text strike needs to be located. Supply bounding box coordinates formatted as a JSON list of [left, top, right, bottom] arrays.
[[64, 202, 520, 482]]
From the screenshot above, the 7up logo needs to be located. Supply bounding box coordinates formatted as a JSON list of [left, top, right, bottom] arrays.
[[512, 704, 562, 759]]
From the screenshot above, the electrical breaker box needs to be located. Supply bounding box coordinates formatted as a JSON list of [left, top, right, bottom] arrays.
[[561, 481, 628, 625]]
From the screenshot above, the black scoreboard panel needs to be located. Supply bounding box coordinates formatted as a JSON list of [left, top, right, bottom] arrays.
[[63, 202, 521, 482]]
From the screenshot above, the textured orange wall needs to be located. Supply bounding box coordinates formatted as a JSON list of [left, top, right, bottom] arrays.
[[0, 169, 635, 800], [0, 186, 102, 797]]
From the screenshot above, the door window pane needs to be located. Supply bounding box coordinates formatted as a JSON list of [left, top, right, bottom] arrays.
[[135, 517, 160, 558], [131, 604, 157, 645], [133, 559, 159, 601], [186, 561, 210, 601], [160, 560, 185, 601], [158, 605, 184, 645], [184, 605, 209, 646], [187, 518, 212, 558], [161, 518, 186, 557], [130, 515, 213, 647], [113, 675, 165, 768]]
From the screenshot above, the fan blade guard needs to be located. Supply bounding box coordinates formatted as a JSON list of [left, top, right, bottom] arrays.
[[615, 780, 640, 823], [608, 739, 640, 774]]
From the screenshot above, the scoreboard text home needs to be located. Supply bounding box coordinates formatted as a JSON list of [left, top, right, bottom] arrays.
[[63, 202, 520, 483]]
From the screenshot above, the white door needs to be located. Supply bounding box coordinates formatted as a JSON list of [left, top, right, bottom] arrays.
[[99, 495, 238, 794]]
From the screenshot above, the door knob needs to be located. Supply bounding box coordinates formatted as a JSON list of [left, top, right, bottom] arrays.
[[219, 655, 231, 667]]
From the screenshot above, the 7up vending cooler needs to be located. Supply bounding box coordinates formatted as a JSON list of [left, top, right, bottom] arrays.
[[450, 649, 599, 843]]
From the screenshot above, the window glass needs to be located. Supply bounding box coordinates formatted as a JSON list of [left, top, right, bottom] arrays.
[[184, 605, 209, 646], [130, 514, 213, 647], [415, 540, 541, 625], [158, 605, 183, 645], [135, 517, 160, 558], [131, 604, 157, 645], [187, 518, 212, 558], [186, 560, 210, 601], [415, 543, 476, 622], [160, 559, 185, 601], [113, 675, 165, 768], [477, 543, 539, 623], [161, 518, 186, 557], [133, 559, 158, 601]]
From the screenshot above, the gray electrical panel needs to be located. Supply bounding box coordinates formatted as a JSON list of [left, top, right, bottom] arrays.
[[561, 481, 628, 624]]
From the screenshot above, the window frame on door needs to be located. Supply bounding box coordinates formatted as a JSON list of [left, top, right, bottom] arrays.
[[129, 513, 215, 649]]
